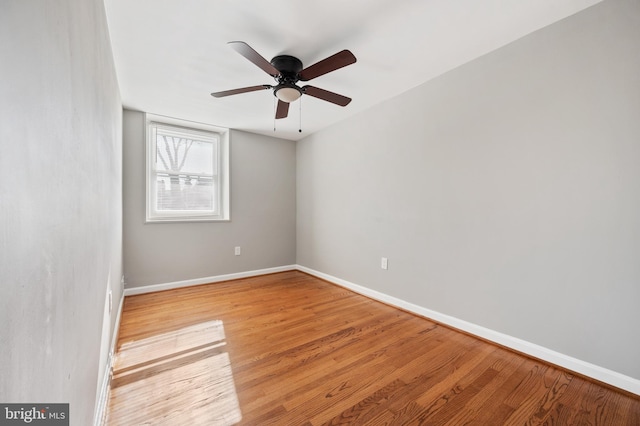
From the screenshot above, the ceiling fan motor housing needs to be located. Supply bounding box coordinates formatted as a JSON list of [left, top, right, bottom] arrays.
[[270, 55, 303, 83], [271, 55, 304, 102]]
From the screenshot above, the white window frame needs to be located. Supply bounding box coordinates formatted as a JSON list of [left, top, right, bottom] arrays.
[[145, 113, 230, 223]]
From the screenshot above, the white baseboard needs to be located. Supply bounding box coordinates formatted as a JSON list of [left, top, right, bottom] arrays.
[[93, 291, 125, 426], [113, 264, 639, 396], [296, 265, 640, 396], [122, 265, 297, 296], [93, 356, 111, 426]]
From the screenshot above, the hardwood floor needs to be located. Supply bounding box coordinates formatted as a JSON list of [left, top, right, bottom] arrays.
[[105, 271, 640, 425]]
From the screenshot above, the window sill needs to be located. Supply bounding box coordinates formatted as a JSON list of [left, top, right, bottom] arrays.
[[145, 217, 231, 224]]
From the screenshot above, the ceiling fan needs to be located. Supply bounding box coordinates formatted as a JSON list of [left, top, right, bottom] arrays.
[[211, 41, 356, 120]]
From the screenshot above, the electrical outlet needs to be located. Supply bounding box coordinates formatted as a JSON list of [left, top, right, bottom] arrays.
[[381, 257, 388, 270], [235, 246, 241, 256], [108, 290, 113, 314]]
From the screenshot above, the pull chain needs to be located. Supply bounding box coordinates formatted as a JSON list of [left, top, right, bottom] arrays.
[[298, 96, 302, 133]]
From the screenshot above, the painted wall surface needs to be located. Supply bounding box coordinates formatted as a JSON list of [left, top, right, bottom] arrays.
[[0, 0, 123, 424], [297, 0, 640, 379], [123, 110, 296, 288]]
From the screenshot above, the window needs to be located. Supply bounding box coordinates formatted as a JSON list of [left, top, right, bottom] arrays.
[[146, 114, 229, 222]]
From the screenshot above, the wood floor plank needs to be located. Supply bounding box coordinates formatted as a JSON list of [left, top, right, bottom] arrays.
[[325, 341, 495, 425], [439, 356, 527, 425], [105, 271, 640, 425]]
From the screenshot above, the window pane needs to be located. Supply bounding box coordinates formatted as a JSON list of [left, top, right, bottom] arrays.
[[156, 174, 216, 212], [146, 116, 228, 222], [155, 134, 217, 175]]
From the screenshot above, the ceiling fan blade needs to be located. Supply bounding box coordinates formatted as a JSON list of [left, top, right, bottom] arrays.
[[298, 50, 356, 81], [302, 86, 351, 106], [228, 41, 280, 77], [275, 100, 289, 119], [211, 85, 271, 98]]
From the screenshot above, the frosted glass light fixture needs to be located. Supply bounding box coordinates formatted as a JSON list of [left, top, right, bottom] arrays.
[[274, 85, 302, 103]]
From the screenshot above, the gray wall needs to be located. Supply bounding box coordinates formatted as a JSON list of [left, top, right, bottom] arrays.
[[297, 0, 640, 380], [0, 0, 123, 424], [123, 110, 296, 288]]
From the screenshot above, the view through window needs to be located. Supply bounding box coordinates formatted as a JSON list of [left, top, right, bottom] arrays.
[[146, 117, 229, 222]]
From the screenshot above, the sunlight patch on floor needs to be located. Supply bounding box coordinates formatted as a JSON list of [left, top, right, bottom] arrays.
[[106, 320, 242, 425]]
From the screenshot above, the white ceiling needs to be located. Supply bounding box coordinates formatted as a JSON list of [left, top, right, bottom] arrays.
[[105, 0, 602, 141]]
